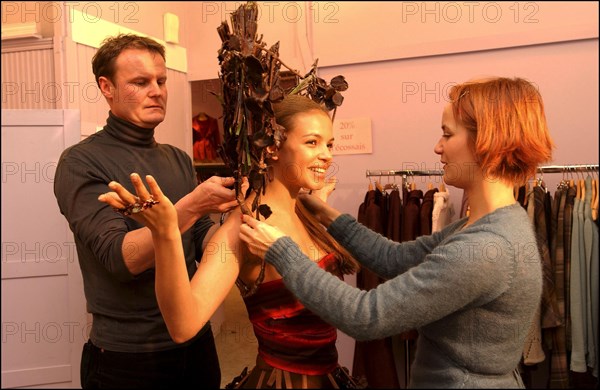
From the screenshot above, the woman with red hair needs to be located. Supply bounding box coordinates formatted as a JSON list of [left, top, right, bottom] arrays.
[[239, 77, 555, 388]]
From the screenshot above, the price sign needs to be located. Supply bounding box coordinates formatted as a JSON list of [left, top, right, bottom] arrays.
[[332, 117, 372, 155]]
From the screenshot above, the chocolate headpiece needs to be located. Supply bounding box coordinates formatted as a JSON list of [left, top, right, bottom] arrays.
[[216, 1, 348, 219]]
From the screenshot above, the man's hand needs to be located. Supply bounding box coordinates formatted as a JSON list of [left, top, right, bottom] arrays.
[[192, 176, 238, 214]]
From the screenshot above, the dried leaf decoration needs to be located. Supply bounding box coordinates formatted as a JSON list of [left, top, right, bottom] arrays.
[[216, 1, 349, 220]]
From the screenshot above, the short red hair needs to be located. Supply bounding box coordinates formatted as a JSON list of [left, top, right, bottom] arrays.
[[449, 77, 554, 185]]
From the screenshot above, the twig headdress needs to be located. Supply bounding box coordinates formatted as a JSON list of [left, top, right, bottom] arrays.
[[216, 1, 348, 219]]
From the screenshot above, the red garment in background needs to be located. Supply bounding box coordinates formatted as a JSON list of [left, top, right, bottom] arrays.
[[192, 113, 220, 161]]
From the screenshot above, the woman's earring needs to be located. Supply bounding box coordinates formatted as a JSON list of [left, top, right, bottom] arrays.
[[267, 165, 274, 182]]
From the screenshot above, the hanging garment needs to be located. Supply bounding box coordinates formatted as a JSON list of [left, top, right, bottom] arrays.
[[522, 187, 563, 388], [390, 188, 424, 387], [192, 113, 220, 161], [588, 219, 599, 379], [569, 178, 599, 388], [570, 189, 587, 373], [419, 188, 438, 236], [535, 186, 562, 331], [386, 189, 402, 242], [402, 189, 423, 242], [563, 185, 577, 350], [523, 189, 546, 365], [431, 189, 455, 233], [356, 189, 386, 290], [353, 189, 400, 388], [582, 176, 598, 377], [549, 185, 570, 388], [517, 185, 528, 208]]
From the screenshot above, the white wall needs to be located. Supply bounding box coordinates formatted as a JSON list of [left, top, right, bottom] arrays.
[[310, 1, 598, 66]]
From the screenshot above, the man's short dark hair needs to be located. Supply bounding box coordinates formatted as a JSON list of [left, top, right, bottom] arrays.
[[92, 33, 166, 87]]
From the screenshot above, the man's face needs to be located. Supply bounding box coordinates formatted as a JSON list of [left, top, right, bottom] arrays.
[[99, 48, 167, 128]]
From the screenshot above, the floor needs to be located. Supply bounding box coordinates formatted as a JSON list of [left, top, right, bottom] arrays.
[[214, 288, 258, 388]]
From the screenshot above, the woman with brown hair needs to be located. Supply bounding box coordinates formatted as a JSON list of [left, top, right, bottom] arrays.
[[99, 94, 360, 388]]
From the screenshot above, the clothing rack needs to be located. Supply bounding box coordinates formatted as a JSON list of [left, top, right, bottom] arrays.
[[366, 164, 599, 177], [535, 164, 599, 174], [364, 163, 598, 387], [365, 169, 444, 191], [365, 169, 444, 177], [365, 164, 599, 189]]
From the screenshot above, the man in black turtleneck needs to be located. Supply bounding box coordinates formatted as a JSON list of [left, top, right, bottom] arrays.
[[54, 33, 237, 389]]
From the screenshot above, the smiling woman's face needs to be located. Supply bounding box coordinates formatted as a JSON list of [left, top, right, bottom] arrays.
[[271, 111, 335, 192]]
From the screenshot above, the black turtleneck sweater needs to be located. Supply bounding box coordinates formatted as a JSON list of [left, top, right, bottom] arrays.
[[54, 112, 214, 352]]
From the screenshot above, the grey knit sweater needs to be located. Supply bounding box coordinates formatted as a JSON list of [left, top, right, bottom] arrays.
[[266, 203, 541, 388], [54, 112, 214, 352]]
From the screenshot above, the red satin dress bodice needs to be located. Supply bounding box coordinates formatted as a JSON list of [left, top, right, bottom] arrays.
[[242, 253, 341, 375]]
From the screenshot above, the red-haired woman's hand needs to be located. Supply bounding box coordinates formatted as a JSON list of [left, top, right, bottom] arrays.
[[239, 215, 286, 259], [308, 176, 338, 202]]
